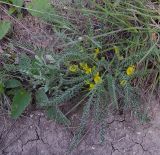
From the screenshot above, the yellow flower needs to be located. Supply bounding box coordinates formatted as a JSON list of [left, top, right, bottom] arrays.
[[85, 80, 95, 91], [80, 63, 92, 74], [80, 63, 88, 69], [85, 67, 92, 74], [120, 80, 127, 86], [69, 64, 79, 72], [126, 65, 135, 76], [89, 83, 95, 90], [94, 72, 102, 84], [95, 48, 100, 55]]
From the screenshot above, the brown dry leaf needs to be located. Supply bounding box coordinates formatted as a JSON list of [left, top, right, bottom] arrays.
[[151, 32, 158, 42]]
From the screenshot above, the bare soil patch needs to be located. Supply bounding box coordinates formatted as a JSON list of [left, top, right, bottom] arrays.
[[0, 97, 159, 155]]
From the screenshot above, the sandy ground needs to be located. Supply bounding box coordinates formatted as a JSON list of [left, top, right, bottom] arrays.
[[0, 97, 159, 155]]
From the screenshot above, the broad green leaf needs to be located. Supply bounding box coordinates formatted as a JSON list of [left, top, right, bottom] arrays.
[[36, 88, 49, 106], [7, 87, 21, 96], [0, 0, 23, 7], [11, 0, 23, 14], [0, 21, 11, 40], [5, 79, 22, 89], [12, 0, 23, 7], [11, 89, 31, 119], [27, 0, 55, 20], [0, 0, 10, 3], [27, 0, 74, 30], [47, 106, 71, 125], [8, 7, 17, 15]]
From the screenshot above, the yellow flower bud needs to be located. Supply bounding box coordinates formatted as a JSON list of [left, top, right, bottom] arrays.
[[80, 63, 92, 74], [120, 80, 127, 86], [89, 83, 95, 90], [95, 48, 100, 55], [126, 65, 135, 76], [94, 48, 100, 59], [69, 64, 79, 72], [94, 72, 102, 84]]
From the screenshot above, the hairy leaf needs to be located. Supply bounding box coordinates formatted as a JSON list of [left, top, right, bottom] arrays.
[[12, 0, 23, 7], [11, 89, 31, 119], [5, 79, 22, 89], [47, 106, 71, 125], [0, 21, 11, 40], [36, 88, 49, 106], [19, 54, 31, 72], [27, 0, 55, 20]]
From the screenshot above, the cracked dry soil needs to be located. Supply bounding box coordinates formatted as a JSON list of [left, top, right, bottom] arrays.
[[0, 97, 160, 155]]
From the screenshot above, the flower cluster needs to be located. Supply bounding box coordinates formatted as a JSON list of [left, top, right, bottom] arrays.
[[68, 48, 103, 91], [68, 47, 136, 89], [80, 63, 92, 74], [85, 72, 102, 90], [69, 61, 102, 91]]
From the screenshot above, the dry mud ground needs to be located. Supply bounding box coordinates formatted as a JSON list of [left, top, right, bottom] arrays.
[[0, 97, 160, 155]]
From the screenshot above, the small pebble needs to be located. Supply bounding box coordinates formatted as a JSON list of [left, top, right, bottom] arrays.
[[30, 114, 34, 118], [91, 146, 95, 150], [78, 37, 83, 41]]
